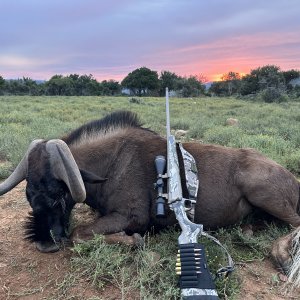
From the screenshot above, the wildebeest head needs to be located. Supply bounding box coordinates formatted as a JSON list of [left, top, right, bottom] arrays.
[[0, 139, 105, 252]]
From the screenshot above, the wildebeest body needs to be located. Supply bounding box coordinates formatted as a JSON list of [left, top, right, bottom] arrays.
[[63, 120, 300, 236], [1, 110, 300, 283]]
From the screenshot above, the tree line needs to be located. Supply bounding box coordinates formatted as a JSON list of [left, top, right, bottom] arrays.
[[0, 65, 299, 102], [0, 68, 204, 98], [0, 74, 121, 97], [209, 65, 300, 102]]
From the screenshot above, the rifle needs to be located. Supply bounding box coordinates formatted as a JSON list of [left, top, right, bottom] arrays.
[[154, 88, 234, 299]]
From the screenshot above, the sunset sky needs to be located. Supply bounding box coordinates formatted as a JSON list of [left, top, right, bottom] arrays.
[[1, 0, 300, 82]]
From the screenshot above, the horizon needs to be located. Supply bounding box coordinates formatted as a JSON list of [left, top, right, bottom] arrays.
[[2, 65, 296, 84], [1, 0, 300, 82]]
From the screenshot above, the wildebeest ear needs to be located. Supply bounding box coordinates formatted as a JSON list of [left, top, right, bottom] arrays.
[[79, 169, 107, 184]]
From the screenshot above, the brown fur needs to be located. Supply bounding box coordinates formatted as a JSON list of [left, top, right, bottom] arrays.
[[68, 126, 300, 245]]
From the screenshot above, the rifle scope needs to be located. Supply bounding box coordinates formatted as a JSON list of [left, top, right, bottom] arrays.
[[154, 155, 166, 217]]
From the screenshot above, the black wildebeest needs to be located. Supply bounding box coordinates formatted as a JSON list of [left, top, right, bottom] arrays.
[[0, 111, 299, 285]]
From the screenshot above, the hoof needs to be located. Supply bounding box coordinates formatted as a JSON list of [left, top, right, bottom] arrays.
[[36, 242, 60, 253]]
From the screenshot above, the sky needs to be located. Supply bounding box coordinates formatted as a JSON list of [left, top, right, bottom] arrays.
[[1, 0, 300, 82]]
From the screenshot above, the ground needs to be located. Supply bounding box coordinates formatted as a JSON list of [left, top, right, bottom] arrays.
[[0, 182, 299, 300]]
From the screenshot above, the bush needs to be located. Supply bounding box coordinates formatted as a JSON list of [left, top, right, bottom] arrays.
[[128, 97, 143, 104], [293, 86, 300, 98], [236, 94, 258, 101], [259, 87, 289, 103]]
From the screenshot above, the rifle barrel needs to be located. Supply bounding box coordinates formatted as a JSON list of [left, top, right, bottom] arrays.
[[166, 87, 171, 140]]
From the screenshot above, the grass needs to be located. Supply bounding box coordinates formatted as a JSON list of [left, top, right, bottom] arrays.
[[52, 222, 289, 300], [1, 95, 299, 298], [70, 232, 180, 299], [0, 95, 299, 178]]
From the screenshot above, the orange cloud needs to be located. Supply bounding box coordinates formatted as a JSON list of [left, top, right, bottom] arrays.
[[156, 31, 300, 82]]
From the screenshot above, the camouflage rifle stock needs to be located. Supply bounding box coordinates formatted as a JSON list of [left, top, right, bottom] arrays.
[[164, 88, 220, 299]]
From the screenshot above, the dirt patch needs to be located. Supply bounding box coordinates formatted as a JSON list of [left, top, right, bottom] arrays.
[[0, 182, 106, 300], [238, 260, 299, 300], [0, 182, 299, 299]]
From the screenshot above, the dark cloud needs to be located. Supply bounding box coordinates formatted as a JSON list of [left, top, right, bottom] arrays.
[[0, 0, 299, 80]]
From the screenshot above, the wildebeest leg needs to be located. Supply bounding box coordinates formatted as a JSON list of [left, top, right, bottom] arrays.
[[243, 180, 300, 286], [71, 212, 128, 240], [72, 230, 144, 248], [70, 212, 144, 246], [247, 195, 300, 227], [103, 232, 144, 247]]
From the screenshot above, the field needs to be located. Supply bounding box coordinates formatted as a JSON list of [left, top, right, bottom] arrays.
[[0, 95, 300, 299]]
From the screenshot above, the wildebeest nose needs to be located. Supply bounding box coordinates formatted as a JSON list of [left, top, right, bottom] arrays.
[[35, 236, 72, 253], [35, 241, 60, 253]]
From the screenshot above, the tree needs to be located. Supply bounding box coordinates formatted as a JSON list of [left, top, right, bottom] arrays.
[[22, 77, 40, 95], [209, 81, 228, 96], [282, 69, 300, 84], [240, 65, 285, 96], [99, 80, 121, 95], [282, 69, 300, 92], [196, 73, 209, 84], [251, 65, 284, 90], [46, 75, 73, 95], [240, 74, 259, 95], [74, 74, 100, 96], [121, 67, 160, 96], [159, 71, 180, 95], [2, 78, 40, 95], [177, 76, 205, 97], [45, 74, 101, 96], [221, 71, 241, 96], [0, 76, 5, 94]]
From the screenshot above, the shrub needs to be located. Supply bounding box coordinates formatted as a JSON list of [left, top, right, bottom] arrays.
[[259, 87, 289, 103], [128, 97, 143, 104]]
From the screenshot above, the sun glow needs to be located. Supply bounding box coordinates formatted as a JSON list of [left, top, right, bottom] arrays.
[[210, 71, 247, 82], [211, 74, 223, 82]]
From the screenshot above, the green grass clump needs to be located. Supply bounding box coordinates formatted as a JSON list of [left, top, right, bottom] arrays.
[[68, 222, 289, 299], [70, 232, 180, 299]]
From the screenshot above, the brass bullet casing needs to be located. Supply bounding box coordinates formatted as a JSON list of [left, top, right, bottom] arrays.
[[177, 249, 201, 254], [176, 271, 202, 276], [175, 266, 200, 271], [176, 257, 201, 262], [176, 253, 201, 258], [176, 262, 200, 267]]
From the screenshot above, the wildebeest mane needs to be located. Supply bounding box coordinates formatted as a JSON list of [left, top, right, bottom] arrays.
[[63, 110, 152, 145]]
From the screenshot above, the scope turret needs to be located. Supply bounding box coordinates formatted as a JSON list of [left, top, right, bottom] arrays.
[[155, 155, 166, 176]]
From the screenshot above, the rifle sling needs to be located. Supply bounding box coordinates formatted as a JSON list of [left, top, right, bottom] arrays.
[[177, 142, 199, 221], [177, 143, 235, 278]]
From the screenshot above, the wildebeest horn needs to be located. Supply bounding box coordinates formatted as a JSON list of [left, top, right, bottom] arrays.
[[0, 139, 44, 195], [46, 139, 86, 203]]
